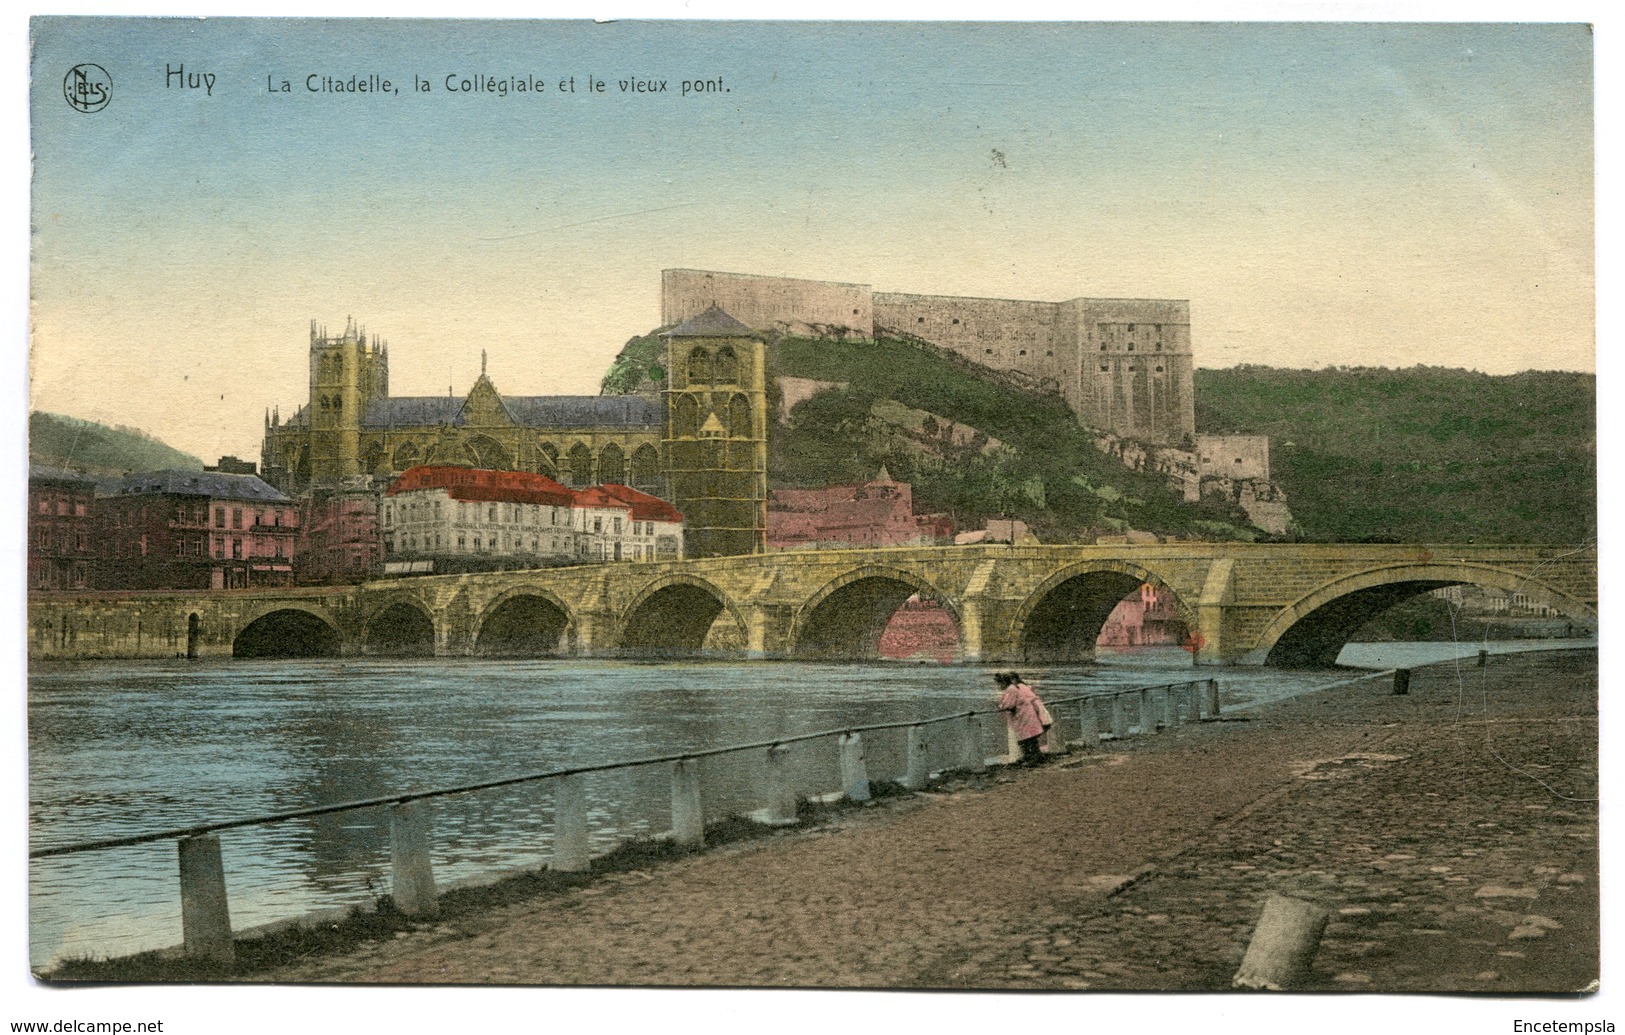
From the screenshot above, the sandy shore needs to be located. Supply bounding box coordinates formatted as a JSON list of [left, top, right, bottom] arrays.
[[254, 649, 1597, 991]]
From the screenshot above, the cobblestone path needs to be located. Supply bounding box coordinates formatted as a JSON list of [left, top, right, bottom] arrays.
[[265, 650, 1597, 991]]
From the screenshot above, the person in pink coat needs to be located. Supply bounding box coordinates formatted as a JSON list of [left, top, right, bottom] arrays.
[[995, 671, 1052, 766]]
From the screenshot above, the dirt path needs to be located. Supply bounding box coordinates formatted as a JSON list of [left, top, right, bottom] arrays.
[[264, 650, 1598, 991]]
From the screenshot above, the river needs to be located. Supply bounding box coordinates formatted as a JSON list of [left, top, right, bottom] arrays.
[[26, 637, 1590, 968]]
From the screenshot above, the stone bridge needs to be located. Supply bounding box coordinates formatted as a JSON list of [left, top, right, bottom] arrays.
[[26, 543, 1597, 668]]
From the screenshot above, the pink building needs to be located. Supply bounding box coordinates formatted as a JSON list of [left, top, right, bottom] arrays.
[[297, 484, 383, 585], [97, 471, 298, 590], [1098, 583, 1187, 649], [768, 468, 946, 550]]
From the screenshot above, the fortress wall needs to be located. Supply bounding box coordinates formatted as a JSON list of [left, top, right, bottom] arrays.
[[662, 269, 873, 335], [873, 292, 1068, 387], [1196, 435, 1272, 482], [1062, 298, 1195, 443]]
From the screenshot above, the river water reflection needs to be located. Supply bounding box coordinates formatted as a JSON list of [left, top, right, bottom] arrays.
[[26, 638, 1588, 967]]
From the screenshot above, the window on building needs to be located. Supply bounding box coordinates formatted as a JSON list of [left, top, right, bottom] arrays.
[[232, 508, 243, 529]]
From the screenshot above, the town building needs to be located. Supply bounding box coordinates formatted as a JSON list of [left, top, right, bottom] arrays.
[[96, 471, 297, 590], [262, 310, 765, 557], [28, 466, 99, 591], [296, 479, 383, 585], [767, 468, 948, 550], [380, 466, 684, 575], [1098, 582, 1187, 649]]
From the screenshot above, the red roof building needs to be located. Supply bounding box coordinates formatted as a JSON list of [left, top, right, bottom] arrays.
[[381, 466, 684, 574]]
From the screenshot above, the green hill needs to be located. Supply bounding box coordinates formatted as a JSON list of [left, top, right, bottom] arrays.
[[1194, 366, 1595, 545], [30, 411, 203, 475], [605, 331, 1258, 542]]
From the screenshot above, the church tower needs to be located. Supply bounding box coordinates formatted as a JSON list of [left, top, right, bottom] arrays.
[[662, 307, 768, 557], [306, 317, 389, 485]]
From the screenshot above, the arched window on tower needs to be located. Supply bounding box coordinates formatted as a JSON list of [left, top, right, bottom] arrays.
[[687, 347, 712, 385], [728, 394, 752, 438], [673, 394, 701, 438], [713, 346, 738, 385]]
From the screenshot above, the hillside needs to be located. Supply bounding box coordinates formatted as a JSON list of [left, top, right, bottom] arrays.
[[604, 331, 1258, 542], [1194, 366, 1595, 545], [30, 411, 203, 475]]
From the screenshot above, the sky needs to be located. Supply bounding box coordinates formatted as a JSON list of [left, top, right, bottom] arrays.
[[26, 18, 1595, 462]]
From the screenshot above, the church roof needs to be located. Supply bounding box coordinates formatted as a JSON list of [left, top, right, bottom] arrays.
[[361, 394, 662, 430], [665, 306, 756, 338]]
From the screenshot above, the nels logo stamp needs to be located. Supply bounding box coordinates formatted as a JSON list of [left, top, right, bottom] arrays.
[[63, 63, 111, 113]]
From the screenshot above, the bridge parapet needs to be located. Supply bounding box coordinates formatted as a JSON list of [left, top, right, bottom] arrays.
[[28, 542, 1596, 665]]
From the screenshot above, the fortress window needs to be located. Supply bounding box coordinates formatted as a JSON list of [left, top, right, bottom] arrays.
[[917, 316, 925, 323], [1156, 343, 1163, 351], [1127, 344, 1135, 351], [1100, 344, 1108, 351], [985, 349, 994, 355], [1127, 324, 1136, 332], [1046, 351, 1054, 356], [853, 309, 860, 316], [1019, 349, 1027, 356], [1156, 365, 1164, 372], [952, 318, 960, 325], [1100, 364, 1109, 372]]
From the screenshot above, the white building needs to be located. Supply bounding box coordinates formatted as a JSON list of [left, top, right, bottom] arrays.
[[381, 466, 683, 574]]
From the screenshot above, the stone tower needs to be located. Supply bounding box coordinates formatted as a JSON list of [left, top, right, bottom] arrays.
[[306, 317, 389, 484], [661, 307, 769, 557]]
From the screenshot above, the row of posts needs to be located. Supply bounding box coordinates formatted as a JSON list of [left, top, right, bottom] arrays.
[[174, 679, 1222, 963]]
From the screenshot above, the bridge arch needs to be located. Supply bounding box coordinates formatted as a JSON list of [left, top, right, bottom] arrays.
[[792, 564, 962, 660], [233, 605, 343, 659], [1010, 560, 1196, 664], [1254, 563, 1596, 668], [361, 595, 437, 656], [475, 587, 576, 657], [619, 574, 746, 657]]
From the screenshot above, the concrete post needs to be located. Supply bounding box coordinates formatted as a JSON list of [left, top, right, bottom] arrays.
[[1111, 694, 1132, 738], [962, 714, 987, 772], [1077, 698, 1100, 749], [1233, 894, 1331, 990], [1005, 722, 1021, 765], [389, 801, 439, 917], [177, 834, 234, 963], [1139, 687, 1158, 733], [838, 732, 872, 802], [1185, 682, 1201, 722], [1206, 678, 1221, 718], [1392, 669, 1411, 696], [764, 744, 798, 823], [901, 724, 931, 789], [552, 773, 591, 872], [1162, 685, 1179, 729], [670, 758, 704, 848], [1044, 704, 1069, 756]]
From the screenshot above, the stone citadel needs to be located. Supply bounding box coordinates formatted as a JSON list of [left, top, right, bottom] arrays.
[[662, 268, 1197, 446]]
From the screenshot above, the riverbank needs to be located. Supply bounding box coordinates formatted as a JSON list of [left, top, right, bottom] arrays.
[[39, 649, 1597, 989], [218, 648, 1595, 991]]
